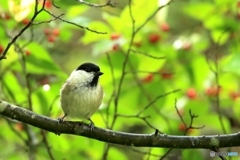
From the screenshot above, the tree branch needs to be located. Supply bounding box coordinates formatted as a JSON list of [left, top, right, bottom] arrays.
[[0, 100, 240, 148]]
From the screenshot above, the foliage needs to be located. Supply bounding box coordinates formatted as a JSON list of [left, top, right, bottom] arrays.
[[0, 0, 240, 159]]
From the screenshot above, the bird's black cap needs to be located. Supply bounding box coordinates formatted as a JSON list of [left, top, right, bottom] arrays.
[[76, 62, 100, 73]]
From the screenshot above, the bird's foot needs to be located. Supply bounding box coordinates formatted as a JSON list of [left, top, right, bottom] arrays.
[[57, 114, 67, 124], [88, 118, 95, 131]]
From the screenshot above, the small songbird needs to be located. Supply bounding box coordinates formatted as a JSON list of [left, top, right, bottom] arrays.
[[59, 62, 103, 129]]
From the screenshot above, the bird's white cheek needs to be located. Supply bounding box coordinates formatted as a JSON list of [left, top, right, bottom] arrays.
[[69, 70, 94, 85]]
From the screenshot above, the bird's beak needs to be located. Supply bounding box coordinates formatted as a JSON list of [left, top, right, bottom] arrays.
[[95, 71, 103, 77]]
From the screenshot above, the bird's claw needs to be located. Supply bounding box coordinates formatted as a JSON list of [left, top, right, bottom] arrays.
[[57, 114, 67, 124], [88, 118, 94, 131], [57, 117, 64, 124]]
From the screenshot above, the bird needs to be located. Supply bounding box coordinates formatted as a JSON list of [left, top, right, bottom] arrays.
[[58, 62, 103, 130]]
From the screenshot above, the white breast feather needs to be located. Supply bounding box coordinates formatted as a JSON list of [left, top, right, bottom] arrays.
[[60, 70, 103, 120]]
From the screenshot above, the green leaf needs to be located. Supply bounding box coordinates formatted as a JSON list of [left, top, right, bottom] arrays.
[[59, 29, 72, 42], [191, 56, 210, 88], [108, 147, 128, 160], [13, 42, 62, 75], [25, 55, 60, 74], [65, 6, 88, 18], [200, 113, 230, 132], [2, 72, 26, 103], [32, 83, 61, 115], [222, 52, 240, 76], [182, 150, 204, 160], [211, 29, 229, 45], [184, 3, 214, 20], [119, 0, 158, 30], [34, 10, 51, 22]]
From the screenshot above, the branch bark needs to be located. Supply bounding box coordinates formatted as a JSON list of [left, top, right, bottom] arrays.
[[0, 100, 240, 149]]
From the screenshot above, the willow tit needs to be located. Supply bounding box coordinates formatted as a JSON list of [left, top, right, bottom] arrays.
[[59, 62, 103, 129]]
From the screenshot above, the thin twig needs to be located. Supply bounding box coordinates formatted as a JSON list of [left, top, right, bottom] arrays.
[[101, 144, 111, 160], [51, 0, 60, 8], [41, 130, 55, 160], [43, 9, 107, 34], [175, 100, 205, 135], [137, 89, 181, 116], [117, 114, 158, 130], [77, 0, 117, 8], [174, 99, 187, 127], [5, 119, 27, 144], [105, 52, 116, 128], [48, 95, 60, 116], [131, 148, 161, 158], [32, 14, 64, 25], [130, 49, 165, 59], [213, 30, 227, 134], [134, 0, 173, 34], [110, 0, 135, 129], [205, 29, 228, 134], [0, 0, 47, 60], [159, 148, 173, 160], [185, 109, 205, 135]]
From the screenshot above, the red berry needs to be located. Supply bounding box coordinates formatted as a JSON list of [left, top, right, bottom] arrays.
[[0, 45, 4, 54], [42, 0, 52, 9], [26, 50, 31, 55], [161, 72, 173, 79], [160, 22, 170, 32], [230, 91, 240, 100], [47, 36, 55, 42], [182, 43, 191, 50], [15, 123, 25, 131], [187, 88, 197, 99], [142, 74, 154, 83], [44, 29, 51, 36], [237, 1, 240, 8], [205, 87, 220, 96], [178, 123, 186, 132], [0, 12, 11, 20], [237, 13, 240, 20], [178, 123, 193, 134], [110, 33, 121, 40], [22, 19, 30, 25], [25, 50, 31, 56], [148, 34, 160, 43], [52, 28, 60, 36], [133, 41, 141, 47], [112, 44, 119, 51], [39, 77, 49, 85]]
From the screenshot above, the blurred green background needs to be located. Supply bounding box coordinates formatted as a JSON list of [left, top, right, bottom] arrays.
[[0, 0, 240, 159]]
